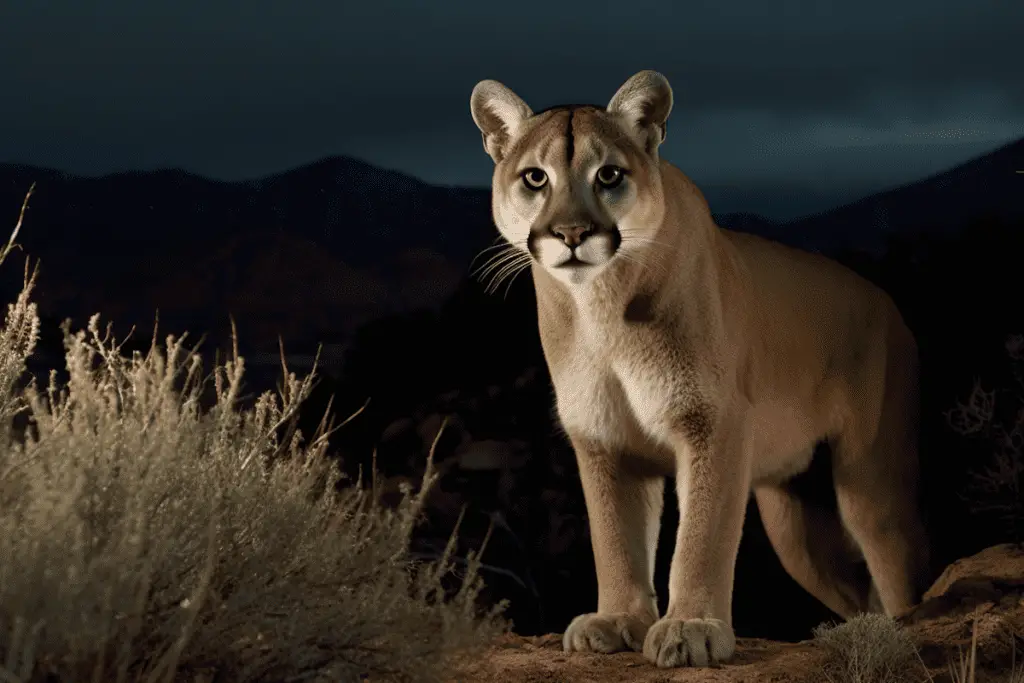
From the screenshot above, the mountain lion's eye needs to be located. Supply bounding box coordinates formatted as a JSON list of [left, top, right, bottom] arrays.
[[521, 168, 548, 190], [596, 165, 625, 189]]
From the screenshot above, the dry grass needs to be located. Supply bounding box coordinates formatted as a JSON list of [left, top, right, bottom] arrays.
[[0, 193, 507, 682], [814, 612, 1024, 683], [812, 613, 921, 683], [935, 616, 1024, 683]]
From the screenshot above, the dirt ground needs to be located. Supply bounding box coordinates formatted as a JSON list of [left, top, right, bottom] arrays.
[[449, 544, 1024, 683]]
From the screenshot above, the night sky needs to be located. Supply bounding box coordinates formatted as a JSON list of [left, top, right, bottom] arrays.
[[1, 1, 1022, 218]]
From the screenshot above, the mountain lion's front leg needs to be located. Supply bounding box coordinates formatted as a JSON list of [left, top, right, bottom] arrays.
[[642, 410, 748, 668], [562, 434, 664, 654]]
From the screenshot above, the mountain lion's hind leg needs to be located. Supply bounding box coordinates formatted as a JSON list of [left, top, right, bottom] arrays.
[[562, 434, 663, 654], [832, 340, 930, 617], [832, 431, 929, 616], [754, 484, 875, 618]]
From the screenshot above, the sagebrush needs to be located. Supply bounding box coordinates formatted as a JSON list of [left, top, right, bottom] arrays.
[[812, 613, 920, 683], [0, 197, 506, 683], [946, 333, 1024, 543]]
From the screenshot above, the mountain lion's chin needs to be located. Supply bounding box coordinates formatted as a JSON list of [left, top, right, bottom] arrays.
[[545, 258, 608, 285]]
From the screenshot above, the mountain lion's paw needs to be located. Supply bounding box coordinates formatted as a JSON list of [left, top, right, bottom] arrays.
[[562, 612, 652, 654], [642, 617, 735, 668]]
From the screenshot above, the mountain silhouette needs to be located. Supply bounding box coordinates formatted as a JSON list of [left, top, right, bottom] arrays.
[[776, 137, 1024, 252], [0, 158, 493, 350], [0, 136, 1020, 351]]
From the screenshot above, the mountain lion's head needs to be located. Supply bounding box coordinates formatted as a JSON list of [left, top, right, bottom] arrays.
[[470, 70, 674, 287]]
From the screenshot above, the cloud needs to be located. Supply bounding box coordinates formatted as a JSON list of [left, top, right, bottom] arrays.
[[0, 0, 1021, 197]]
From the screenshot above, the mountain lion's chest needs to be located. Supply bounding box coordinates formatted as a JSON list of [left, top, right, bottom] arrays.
[[548, 322, 700, 466]]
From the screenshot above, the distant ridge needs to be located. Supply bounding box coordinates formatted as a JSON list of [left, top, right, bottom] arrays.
[[0, 155, 493, 351], [779, 136, 1024, 252], [0, 135, 1020, 351]]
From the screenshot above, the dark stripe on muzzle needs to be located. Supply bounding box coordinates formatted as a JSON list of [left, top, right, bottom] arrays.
[[565, 108, 575, 165]]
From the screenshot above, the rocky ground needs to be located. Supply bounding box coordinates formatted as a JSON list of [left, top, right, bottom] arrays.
[[448, 544, 1024, 683]]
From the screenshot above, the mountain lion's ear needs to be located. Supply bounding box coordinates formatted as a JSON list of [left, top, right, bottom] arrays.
[[471, 79, 534, 164], [607, 70, 673, 156]]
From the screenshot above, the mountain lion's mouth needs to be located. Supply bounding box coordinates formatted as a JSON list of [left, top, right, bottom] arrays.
[[554, 254, 593, 268]]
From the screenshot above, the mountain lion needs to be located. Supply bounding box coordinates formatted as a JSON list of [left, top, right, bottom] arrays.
[[469, 70, 930, 669]]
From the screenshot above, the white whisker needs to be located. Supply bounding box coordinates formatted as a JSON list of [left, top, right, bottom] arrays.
[[482, 249, 532, 295], [470, 240, 521, 271], [499, 260, 533, 299], [473, 248, 517, 279]]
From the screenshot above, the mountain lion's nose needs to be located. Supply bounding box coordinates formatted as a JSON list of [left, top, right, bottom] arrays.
[[551, 225, 594, 248]]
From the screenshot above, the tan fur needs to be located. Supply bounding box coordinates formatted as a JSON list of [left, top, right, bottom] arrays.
[[470, 71, 930, 669]]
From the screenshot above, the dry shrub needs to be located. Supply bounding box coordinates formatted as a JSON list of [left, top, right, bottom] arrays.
[[946, 334, 1024, 543], [812, 613, 920, 683], [0, 194, 506, 683]]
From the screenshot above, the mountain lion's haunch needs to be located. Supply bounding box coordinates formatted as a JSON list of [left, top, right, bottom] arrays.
[[469, 70, 931, 669]]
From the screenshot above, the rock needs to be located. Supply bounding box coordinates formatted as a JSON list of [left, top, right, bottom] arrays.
[[921, 543, 1024, 603], [379, 417, 415, 443], [416, 412, 465, 455], [455, 439, 527, 472], [448, 544, 1024, 682], [902, 543, 1024, 673], [417, 412, 447, 449]]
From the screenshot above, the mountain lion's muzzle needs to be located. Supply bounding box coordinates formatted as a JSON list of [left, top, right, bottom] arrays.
[[528, 221, 621, 272]]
